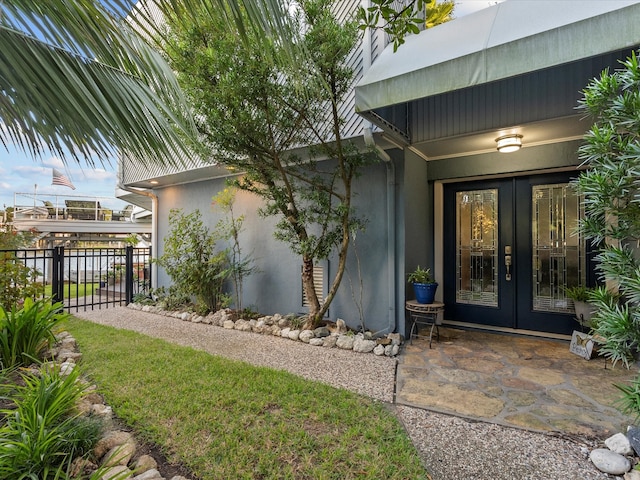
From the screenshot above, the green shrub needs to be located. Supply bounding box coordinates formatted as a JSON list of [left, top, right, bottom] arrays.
[[0, 367, 102, 479], [0, 297, 68, 370], [288, 315, 306, 330], [574, 50, 640, 415], [56, 414, 105, 461], [132, 292, 154, 305], [0, 251, 43, 311], [240, 306, 261, 320], [152, 286, 191, 311], [154, 209, 231, 313]]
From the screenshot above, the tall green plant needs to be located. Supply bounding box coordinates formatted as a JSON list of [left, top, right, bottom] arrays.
[[0, 367, 103, 479], [0, 298, 67, 370], [155, 209, 230, 313], [161, 0, 372, 329], [573, 51, 640, 399], [212, 187, 256, 311]]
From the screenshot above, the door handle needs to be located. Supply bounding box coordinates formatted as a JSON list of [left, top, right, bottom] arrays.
[[505, 246, 512, 281]]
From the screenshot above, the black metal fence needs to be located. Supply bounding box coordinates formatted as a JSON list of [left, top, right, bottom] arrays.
[[1, 246, 152, 312]]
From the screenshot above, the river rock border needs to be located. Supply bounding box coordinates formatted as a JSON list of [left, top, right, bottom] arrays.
[[33, 331, 193, 480], [127, 304, 403, 357]]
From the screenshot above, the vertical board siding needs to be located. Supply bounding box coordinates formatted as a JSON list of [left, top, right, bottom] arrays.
[[410, 49, 637, 143]]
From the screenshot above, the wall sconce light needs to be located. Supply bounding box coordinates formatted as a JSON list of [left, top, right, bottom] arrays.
[[495, 134, 523, 153]]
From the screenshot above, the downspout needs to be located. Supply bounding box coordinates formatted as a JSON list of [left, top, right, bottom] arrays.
[[364, 126, 397, 336], [360, 2, 396, 336], [117, 180, 158, 291]]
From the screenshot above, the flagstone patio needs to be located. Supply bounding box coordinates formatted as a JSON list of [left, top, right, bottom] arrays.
[[396, 326, 639, 439]]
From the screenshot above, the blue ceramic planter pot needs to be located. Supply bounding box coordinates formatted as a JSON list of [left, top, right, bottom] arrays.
[[413, 282, 438, 304]]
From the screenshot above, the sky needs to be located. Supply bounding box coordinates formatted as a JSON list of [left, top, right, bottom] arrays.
[[0, 0, 502, 211], [0, 145, 126, 211]]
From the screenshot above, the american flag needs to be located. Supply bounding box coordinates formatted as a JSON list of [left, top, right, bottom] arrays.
[[51, 168, 76, 190]]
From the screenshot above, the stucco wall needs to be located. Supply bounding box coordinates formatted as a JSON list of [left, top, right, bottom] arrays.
[[153, 155, 403, 335], [404, 149, 431, 281]]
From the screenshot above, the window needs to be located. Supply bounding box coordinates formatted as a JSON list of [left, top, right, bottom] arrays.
[[301, 262, 326, 308]]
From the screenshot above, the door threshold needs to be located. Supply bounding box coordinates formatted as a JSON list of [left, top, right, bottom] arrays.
[[442, 320, 572, 341]]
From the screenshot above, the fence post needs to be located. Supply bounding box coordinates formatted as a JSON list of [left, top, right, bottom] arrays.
[[52, 246, 64, 304], [125, 245, 133, 304]]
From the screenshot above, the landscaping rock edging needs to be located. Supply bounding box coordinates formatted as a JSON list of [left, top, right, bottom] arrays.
[[128, 304, 403, 357], [43, 331, 193, 480], [66, 306, 640, 478], [588, 429, 640, 476]]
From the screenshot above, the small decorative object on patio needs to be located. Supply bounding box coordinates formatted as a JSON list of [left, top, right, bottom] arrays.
[[569, 330, 595, 360], [407, 265, 438, 304]]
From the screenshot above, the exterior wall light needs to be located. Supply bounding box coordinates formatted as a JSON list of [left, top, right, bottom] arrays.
[[496, 134, 523, 153]]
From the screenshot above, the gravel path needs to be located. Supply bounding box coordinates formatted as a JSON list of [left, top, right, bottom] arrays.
[[72, 307, 608, 480]]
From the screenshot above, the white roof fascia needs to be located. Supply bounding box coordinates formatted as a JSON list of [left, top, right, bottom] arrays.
[[355, 0, 640, 113]]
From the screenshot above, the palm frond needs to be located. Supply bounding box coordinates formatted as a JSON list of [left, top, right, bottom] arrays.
[[0, 27, 190, 167], [0, 0, 198, 166]]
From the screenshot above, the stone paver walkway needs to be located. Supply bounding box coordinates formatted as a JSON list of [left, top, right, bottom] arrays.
[[396, 326, 638, 439]]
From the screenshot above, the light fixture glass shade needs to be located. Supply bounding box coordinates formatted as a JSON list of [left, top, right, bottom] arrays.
[[496, 134, 523, 153]]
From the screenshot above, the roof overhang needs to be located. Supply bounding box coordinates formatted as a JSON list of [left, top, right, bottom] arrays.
[[356, 0, 640, 114], [115, 187, 153, 211]]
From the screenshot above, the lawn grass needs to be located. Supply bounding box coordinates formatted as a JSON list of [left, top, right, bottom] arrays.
[[43, 283, 98, 298], [65, 317, 427, 479]]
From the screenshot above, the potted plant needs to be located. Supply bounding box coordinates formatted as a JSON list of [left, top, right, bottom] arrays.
[[564, 286, 596, 328], [408, 265, 438, 304], [106, 264, 125, 285]]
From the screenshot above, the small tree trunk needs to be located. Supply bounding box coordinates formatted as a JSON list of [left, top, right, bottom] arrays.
[[318, 228, 349, 321], [302, 255, 322, 329]]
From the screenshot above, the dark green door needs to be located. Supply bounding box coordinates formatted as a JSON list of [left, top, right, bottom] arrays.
[[443, 173, 590, 335]]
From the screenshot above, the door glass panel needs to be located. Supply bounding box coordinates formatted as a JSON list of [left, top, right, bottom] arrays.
[[456, 189, 498, 306], [532, 184, 585, 313]]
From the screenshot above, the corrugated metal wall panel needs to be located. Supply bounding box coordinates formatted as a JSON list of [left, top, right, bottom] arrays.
[[120, 153, 212, 184], [410, 49, 636, 143], [122, 0, 391, 185]]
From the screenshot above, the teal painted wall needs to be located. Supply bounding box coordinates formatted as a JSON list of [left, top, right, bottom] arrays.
[[153, 153, 405, 335]]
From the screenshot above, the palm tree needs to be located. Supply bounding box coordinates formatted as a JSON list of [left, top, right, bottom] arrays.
[[0, 0, 197, 167]]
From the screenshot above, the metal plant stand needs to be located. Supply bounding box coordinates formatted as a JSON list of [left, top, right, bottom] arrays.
[[406, 300, 445, 348]]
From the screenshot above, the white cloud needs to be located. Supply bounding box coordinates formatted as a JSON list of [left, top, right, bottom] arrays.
[[42, 156, 66, 169], [0, 134, 120, 209], [14, 164, 47, 175], [80, 168, 116, 181]]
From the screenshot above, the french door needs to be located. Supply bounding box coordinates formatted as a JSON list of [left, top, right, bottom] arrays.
[[443, 173, 592, 335]]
